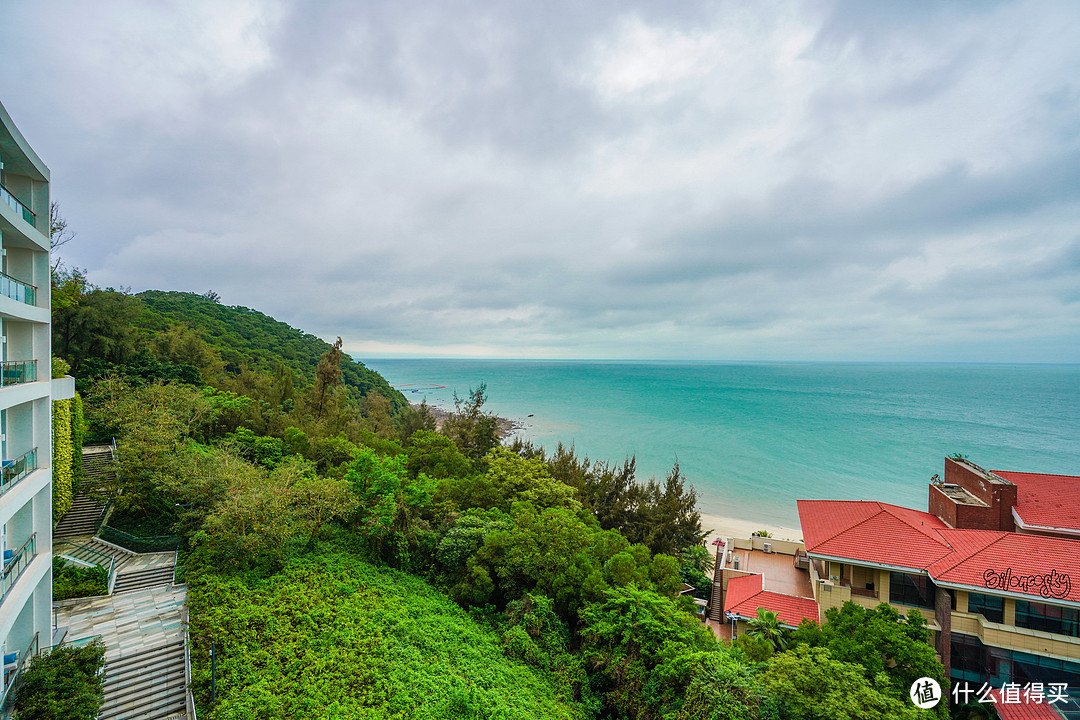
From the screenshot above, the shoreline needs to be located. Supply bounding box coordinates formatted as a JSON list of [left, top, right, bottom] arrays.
[[412, 402, 805, 543], [412, 401, 522, 439], [698, 512, 803, 543]]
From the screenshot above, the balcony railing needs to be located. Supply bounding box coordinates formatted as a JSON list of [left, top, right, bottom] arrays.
[[0, 360, 36, 387], [0, 632, 39, 720], [0, 533, 37, 604], [0, 273, 36, 306], [0, 184, 35, 227], [0, 449, 37, 498]]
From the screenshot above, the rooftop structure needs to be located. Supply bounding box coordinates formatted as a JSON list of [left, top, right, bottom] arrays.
[[798, 458, 1080, 691]]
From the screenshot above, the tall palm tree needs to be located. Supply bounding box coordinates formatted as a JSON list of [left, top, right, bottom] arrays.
[[745, 607, 789, 652]]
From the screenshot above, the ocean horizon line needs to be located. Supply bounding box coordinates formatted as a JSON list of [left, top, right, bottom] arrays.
[[359, 356, 1080, 367]]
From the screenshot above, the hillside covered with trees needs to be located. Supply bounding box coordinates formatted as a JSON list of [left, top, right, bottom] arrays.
[[52, 272, 946, 719]]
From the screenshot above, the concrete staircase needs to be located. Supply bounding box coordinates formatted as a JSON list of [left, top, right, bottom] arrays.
[[55, 445, 116, 538], [61, 538, 136, 569], [709, 543, 725, 622], [113, 566, 176, 594], [99, 642, 187, 720], [54, 493, 108, 537]]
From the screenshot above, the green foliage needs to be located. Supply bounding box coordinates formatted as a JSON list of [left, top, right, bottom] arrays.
[[135, 290, 406, 411], [761, 645, 923, 720], [52, 267, 140, 378], [745, 608, 790, 652], [346, 447, 435, 570], [186, 552, 586, 720], [84, 379, 216, 513], [579, 586, 717, 719], [397, 400, 437, 444], [511, 441, 708, 558], [404, 430, 471, 480], [792, 601, 947, 713], [52, 398, 74, 523], [53, 558, 109, 600], [228, 427, 288, 469], [188, 456, 349, 571], [51, 356, 70, 379], [664, 651, 775, 720], [442, 383, 501, 461], [13, 639, 106, 720], [734, 632, 775, 663], [440, 448, 580, 514], [72, 392, 85, 489]]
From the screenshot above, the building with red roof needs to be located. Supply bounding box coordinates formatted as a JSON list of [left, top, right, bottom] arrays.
[[797, 457, 1080, 693], [722, 573, 819, 631]]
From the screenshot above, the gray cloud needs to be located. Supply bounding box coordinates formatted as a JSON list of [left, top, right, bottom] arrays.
[[2, 0, 1078, 361]]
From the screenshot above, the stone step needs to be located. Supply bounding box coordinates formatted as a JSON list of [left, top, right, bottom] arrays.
[[114, 567, 176, 594], [100, 642, 187, 720]]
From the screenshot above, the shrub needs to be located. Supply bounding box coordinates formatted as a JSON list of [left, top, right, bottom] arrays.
[[52, 398, 74, 522], [53, 558, 109, 600], [13, 638, 106, 720]]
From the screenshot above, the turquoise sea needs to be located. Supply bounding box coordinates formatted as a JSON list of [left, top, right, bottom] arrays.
[[363, 360, 1080, 528]]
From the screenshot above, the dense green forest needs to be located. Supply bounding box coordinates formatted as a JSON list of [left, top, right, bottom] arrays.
[[54, 271, 947, 720]]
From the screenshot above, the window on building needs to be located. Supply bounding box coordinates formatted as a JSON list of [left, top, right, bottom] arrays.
[[1015, 600, 1080, 639], [951, 633, 988, 683], [967, 593, 1005, 624], [889, 572, 935, 609]]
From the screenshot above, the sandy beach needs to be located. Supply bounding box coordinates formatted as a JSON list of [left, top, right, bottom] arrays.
[[412, 403, 805, 543], [699, 512, 803, 543]]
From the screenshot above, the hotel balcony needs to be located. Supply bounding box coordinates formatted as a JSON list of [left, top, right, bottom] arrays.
[[0, 186, 33, 229], [0, 534, 36, 606], [0, 449, 37, 499], [0, 361, 35, 388], [0, 275, 35, 308]]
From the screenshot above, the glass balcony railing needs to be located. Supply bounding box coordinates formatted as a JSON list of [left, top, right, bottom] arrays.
[[0, 449, 38, 497], [0, 632, 39, 720], [0, 360, 36, 387], [0, 273, 36, 306], [0, 533, 37, 604], [0, 184, 35, 227]]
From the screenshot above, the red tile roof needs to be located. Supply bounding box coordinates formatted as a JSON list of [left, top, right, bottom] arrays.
[[797, 500, 952, 571], [996, 471, 1080, 533], [930, 529, 1080, 602], [989, 688, 1067, 720], [723, 573, 819, 627], [799, 501, 1080, 604]]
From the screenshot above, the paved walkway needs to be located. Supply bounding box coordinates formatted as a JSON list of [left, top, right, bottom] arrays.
[[55, 585, 187, 660]]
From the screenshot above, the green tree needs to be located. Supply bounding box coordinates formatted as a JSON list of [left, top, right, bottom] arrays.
[[404, 430, 471, 480], [746, 607, 790, 652], [791, 601, 947, 714], [442, 383, 500, 461], [396, 400, 437, 443], [761, 645, 923, 720], [631, 462, 708, 556], [307, 336, 343, 420], [579, 586, 717, 719], [346, 446, 436, 569], [85, 378, 216, 514], [51, 270, 139, 377]]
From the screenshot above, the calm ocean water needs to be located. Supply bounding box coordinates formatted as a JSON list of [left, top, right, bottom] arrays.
[[363, 360, 1080, 528]]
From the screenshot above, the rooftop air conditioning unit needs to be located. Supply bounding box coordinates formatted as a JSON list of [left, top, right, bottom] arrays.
[[763, 542, 773, 553], [733, 556, 740, 570]]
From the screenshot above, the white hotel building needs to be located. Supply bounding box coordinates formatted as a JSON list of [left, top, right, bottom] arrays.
[[0, 99, 71, 709]]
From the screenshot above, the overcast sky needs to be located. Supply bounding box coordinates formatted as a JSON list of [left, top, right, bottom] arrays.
[[3, 0, 1079, 362]]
